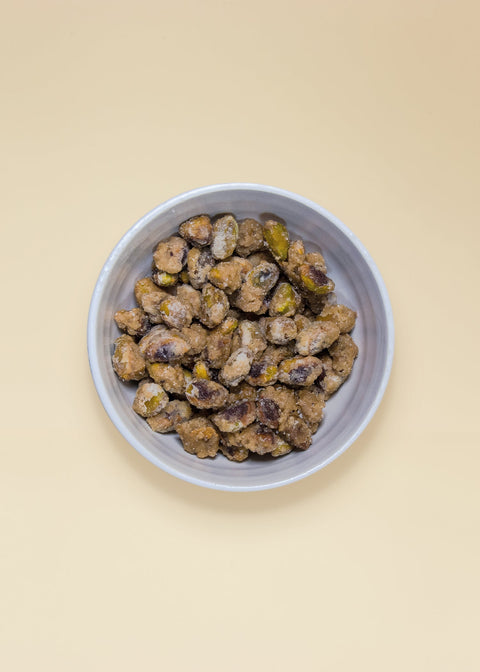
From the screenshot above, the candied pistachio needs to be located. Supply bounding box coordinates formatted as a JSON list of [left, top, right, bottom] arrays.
[[235, 218, 264, 257], [185, 379, 229, 409], [199, 283, 229, 328], [153, 236, 188, 274], [140, 289, 170, 323], [211, 400, 256, 433], [246, 250, 275, 266], [179, 214, 212, 247], [219, 442, 250, 462], [263, 219, 289, 261], [114, 308, 150, 337], [260, 343, 296, 366], [158, 296, 192, 330], [294, 313, 312, 332], [280, 414, 312, 451], [298, 263, 335, 295], [305, 251, 327, 273], [146, 400, 193, 433], [286, 239, 305, 267], [231, 320, 267, 356], [278, 356, 324, 387], [233, 423, 283, 455], [176, 417, 220, 458], [134, 277, 162, 305], [112, 334, 146, 381], [192, 361, 211, 380], [232, 262, 279, 314], [271, 437, 293, 457], [296, 387, 326, 427], [139, 327, 190, 363], [175, 284, 202, 318], [227, 381, 257, 405], [269, 283, 300, 317], [146, 362, 185, 395], [295, 320, 340, 356], [132, 382, 169, 418], [328, 333, 359, 378], [318, 304, 357, 333], [265, 317, 297, 345], [219, 347, 254, 387], [208, 259, 243, 294], [211, 214, 239, 260], [204, 328, 233, 369], [246, 359, 278, 387], [180, 323, 208, 355], [218, 315, 239, 335], [187, 247, 215, 289], [258, 385, 297, 431], [248, 262, 279, 292], [152, 270, 178, 287]]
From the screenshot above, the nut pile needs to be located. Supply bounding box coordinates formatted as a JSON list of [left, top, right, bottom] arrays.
[[111, 214, 358, 461]]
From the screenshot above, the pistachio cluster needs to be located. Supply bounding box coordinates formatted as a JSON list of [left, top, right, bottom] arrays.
[[111, 214, 358, 460]]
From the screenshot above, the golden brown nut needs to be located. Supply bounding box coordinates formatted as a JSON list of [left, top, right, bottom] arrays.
[[232, 262, 279, 313], [268, 282, 301, 317], [156, 296, 192, 330], [192, 360, 211, 380], [146, 400, 193, 433], [146, 362, 186, 395], [280, 414, 312, 451], [204, 327, 233, 369], [295, 320, 340, 356], [264, 317, 298, 345], [211, 214, 239, 260], [199, 283, 229, 328], [318, 304, 357, 333], [187, 248, 215, 289], [139, 288, 170, 324], [185, 379, 229, 409], [305, 251, 327, 273], [293, 313, 312, 332], [219, 347, 254, 387], [231, 320, 267, 356], [134, 277, 163, 305], [138, 326, 191, 363], [211, 400, 256, 433], [180, 323, 208, 356], [175, 284, 202, 319], [235, 218, 264, 257], [227, 381, 257, 405], [219, 433, 250, 462], [112, 334, 146, 381], [278, 356, 324, 387], [328, 333, 359, 377], [176, 417, 220, 458], [257, 385, 297, 430], [179, 214, 212, 247], [114, 308, 150, 338], [296, 387, 326, 427], [232, 423, 289, 456], [298, 263, 335, 296], [208, 259, 243, 294], [153, 236, 188, 274], [132, 381, 169, 418], [317, 353, 345, 398], [260, 343, 296, 366], [245, 359, 279, 387]]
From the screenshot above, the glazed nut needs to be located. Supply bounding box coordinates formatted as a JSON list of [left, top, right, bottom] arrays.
[[114, 308, 150, 337], [211, 214, 239, 260], [187, 247, 215, 289], [263, 219, 290, 261], [245, 359, 278, 387], [153, 236, 189, 274], [158, 296, 192, 330], [175, 284, 202, 318], [208, 259, 243, 294], [268, 283, 300, 317], [219, 347, 254, 387], [318, 304, 357, 333], [280, 414, 312, 451], [132, 382, 169, 418], [265, 317, 297, 345], [211, 400, 256, 433], [152, 270, 178, 287], [180, 323, 208, 355], [146, 400, 193, 433], [278, 356, 324, 387], [295, 320, 340, 356], [328, 333, 359, 377], [138, 327, 191, 362], [305, 251, 327, 273], [112, 334, 146, 381], [248, 262, 279, 292], [232, 320, 267, 355], [199, 283, 229, 328], [298, 263, 335, 295], [235, 218, 264, 257], [179, 214, 213, 247], [296, 387, 325, 427], [204, 328, 233, 369], [185, 379, 229, 409], [146, 362, 186, 395], [192, 360, 211, 380], [134, 277, 162, 305], [176, 417, 220, 458]]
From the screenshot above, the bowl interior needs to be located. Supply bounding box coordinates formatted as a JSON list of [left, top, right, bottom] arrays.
[[88, 185, 393, 490]]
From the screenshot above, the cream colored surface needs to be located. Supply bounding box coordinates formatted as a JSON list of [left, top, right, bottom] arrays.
[[1, 1, 479, 669]]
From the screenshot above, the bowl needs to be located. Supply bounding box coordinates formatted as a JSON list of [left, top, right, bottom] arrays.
[[87, 184, 394, 491]]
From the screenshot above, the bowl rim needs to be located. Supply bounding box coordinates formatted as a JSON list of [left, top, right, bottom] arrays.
[[87, 183, 394, 491]]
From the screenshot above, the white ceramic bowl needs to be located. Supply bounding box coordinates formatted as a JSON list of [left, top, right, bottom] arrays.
[[88, 184, 394, 491]]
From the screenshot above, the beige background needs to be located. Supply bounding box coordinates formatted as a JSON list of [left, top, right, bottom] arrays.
[[1, 1, 479, 670]]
